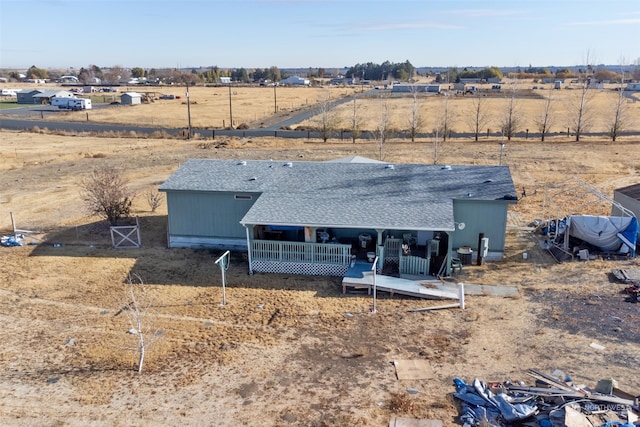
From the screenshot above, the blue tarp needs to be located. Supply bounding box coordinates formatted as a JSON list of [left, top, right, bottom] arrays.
[[1, 234, 24, 247]]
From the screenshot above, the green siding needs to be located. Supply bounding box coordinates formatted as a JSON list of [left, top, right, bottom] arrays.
[[166, 191, 259, 239], [452, 200, 510, 252]]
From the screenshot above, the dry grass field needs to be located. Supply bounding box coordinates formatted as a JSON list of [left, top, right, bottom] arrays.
[[0, 90, 639, 425], [4, 80, 639, 136]]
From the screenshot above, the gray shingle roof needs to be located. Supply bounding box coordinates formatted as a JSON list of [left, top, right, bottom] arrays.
[[159, 159, 517, 231]]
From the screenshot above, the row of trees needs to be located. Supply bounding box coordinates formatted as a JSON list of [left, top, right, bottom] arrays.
[[314, 79, 631, 163]]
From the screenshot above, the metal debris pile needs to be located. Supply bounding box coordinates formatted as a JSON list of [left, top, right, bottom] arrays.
[[453, 369, 639, 427]]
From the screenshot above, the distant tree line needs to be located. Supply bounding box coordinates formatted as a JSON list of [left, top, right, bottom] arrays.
[[6, 61, 640, 85], [345, 60, 416, 82]]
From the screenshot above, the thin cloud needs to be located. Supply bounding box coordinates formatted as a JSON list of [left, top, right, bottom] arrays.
[[355, 21, 463, 31], [444, 8, 528, 18], [568, 18, 640, 26]]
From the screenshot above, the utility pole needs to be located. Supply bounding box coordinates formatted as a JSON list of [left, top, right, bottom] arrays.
[[273, 82, 277, 113], [185, 80, 192, 139], [228, 82, 233, 129]]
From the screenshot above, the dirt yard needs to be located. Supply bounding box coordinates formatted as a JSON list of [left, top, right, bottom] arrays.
[[0, 130, 639, 426]]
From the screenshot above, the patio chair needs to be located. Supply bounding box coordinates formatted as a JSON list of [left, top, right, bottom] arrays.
[[450, 257, 463, 274], [403, 233, 416, 247]]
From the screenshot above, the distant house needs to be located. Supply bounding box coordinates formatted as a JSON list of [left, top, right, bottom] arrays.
[[34, 90, 74, 104], [120, 92, 142, 105], [219, 77, 231, 84], [60, 75, 79, 83], [281, 76, 310, 86], [625, 82, 640, 91], [159, 158, 517, 277]]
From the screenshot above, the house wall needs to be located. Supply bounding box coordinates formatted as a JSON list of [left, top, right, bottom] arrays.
[[451, 200, 511, 254], [165, 190, 259, 248], [16, 91, 40, 104]]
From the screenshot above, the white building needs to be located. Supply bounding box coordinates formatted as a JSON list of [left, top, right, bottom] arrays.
[[281, 76, 310, 86]]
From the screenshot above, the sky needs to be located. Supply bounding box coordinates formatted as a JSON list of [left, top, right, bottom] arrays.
[[1, 0, 639, 71]]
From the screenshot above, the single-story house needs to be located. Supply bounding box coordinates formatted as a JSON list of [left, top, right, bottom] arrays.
[[34, 90, 74, 104], [120, 92, 142, 105], [219, 77, 231, 84], [17, 89, 72, 104], [625, 82, 640, 91], [159, 158, 518, 276], [281, 76, 310, 86]]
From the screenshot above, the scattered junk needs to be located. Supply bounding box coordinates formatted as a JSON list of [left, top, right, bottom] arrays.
[[452, 368, 639, 427], [2, 212, 36, 247], [612, 269, 640, 302], [1, 233, 25, 247], [536, 178, 638, 262]]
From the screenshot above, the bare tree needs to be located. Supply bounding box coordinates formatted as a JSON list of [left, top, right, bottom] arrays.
[[569, 51, 595, 141], [608, 64, 630, 142], [407, 85, 424, 142], [431, 130, 444, 165], [434, 90, 451, 141], [316, 91, 339, 142], [534, 89, 555, 142], [103, 65, 128, 84], [374, 97, 391, 161], [81, 165, 134, 225], [351, 96, 362, 143], [467, 93, 489, 141], [119, 274, 161, 373], [500, 81, 521, 141], [144, 187, 164, 212]]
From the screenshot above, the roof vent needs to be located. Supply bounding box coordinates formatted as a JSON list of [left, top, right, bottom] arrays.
[[249, 176, 257, 181], [238, 160, 247, 166], [441, 165, 452, 170], [484, 179, 493, 183], [385, 164, 395, 169], [284, 162, 293, 167]]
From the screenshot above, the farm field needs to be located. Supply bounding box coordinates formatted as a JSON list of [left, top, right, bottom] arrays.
[[2, 80, 639, 136], [0, 127, 640, 424]]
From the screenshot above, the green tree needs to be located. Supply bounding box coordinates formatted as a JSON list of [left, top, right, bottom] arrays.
[[26, 65, 48, 79], [131, 67, 145, 78]]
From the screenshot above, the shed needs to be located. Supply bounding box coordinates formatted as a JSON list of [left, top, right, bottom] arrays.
[[159, 159, 517, 276], [120, 92, 142, 105], [16, 89, 43, 104], [392, 84, 440, 93], [613, 183, 640, 236], [281, 76, 310, 86], [625, 82, 640, 91]]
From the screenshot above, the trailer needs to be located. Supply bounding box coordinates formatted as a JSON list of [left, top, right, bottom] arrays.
[[51, 97, 92, 111]]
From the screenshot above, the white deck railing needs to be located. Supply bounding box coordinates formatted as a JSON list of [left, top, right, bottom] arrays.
[[252, 240, 352, 265]]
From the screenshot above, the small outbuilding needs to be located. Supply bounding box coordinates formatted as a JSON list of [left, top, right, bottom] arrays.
[[281, 76, 310, 86], [120, 92, 142, 105], [625, 82, 640, 91], [16, 89, 43, 104], [613, 183, 640, 237]]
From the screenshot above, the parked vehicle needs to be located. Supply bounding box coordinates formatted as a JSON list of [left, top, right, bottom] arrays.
[[51, 97, 92, 111]]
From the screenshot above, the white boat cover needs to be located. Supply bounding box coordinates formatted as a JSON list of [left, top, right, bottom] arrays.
[[567, 215, 637, 254]]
